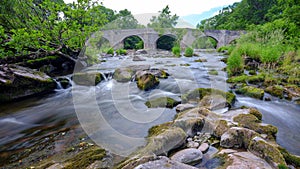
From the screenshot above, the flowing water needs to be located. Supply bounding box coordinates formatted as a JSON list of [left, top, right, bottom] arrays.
[[0, 51, 299, 166]]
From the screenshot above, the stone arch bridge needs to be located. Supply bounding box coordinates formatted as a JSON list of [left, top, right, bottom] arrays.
[[97, 28, 244, 49]]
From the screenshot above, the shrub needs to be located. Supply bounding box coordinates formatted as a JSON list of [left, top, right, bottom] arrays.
[[116, 49, 127, 55], [184, 47, 194, 57], [106, 48, 114, 55], [172, 45, 181, 57], [227, 48, 244, 76]]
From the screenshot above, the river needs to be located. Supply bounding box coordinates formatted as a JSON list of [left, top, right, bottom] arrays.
[[0, 50, 299, 167]]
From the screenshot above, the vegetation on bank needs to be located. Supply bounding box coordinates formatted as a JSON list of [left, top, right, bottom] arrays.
[[200, 0, 299, 101]]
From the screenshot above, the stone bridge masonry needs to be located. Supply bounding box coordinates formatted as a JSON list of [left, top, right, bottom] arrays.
[[100, 28, 244, 50]]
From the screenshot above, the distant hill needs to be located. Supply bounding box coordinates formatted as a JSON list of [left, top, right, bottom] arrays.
[[181, 7, 223, 27]]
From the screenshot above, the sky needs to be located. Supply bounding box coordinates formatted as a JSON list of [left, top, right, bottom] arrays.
[[63, 0, 241, 16]]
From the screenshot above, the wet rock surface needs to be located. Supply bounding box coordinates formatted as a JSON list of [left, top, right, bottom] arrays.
[[0, 65, 56, 102]]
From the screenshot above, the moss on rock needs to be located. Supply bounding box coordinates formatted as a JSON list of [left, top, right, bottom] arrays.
[[278, 147, 300, 168], [227, 74, 265, 84], [249, 137, 286, 166], [0, 65, 56, 102], [182, 88, 235, 107], [249, 108, 262, 121], [236, 86, 264, 100], [64, 146, 106, 169], [265, 85, 284, 99], [233, 114, 277, 140], [136, 72, 159, 91], [145, 97, 180, 108]]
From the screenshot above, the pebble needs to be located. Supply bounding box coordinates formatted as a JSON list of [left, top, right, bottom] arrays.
[[187, 141, 200, 148], [198, 143, 209, 152]]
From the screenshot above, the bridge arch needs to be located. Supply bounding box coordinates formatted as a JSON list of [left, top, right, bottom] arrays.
[[123, 35, 144, 49], [156, 34, 177, 50]]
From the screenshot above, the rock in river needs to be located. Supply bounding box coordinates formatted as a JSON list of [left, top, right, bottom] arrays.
[[170, 148, 203, 165], [0, 65, 56, 102], [136, 71, 159, 90]]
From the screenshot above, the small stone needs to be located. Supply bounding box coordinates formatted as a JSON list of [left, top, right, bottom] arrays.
[[187, 141, 200, 148], [61, 132, 66, 136], [187, 138, 193, 142], [196, 132, 201, 136], [198, 143, 209, 152]]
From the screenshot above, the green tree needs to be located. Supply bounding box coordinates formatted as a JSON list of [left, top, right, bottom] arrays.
[[0, 0, 109, 63], [148, 5, 179, 28]]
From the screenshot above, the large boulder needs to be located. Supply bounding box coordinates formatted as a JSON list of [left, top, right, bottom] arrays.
[[139, 126, 187, 156], [134, 156, 198, 169], [248, 136, 286, 167], [173, 108, 205, 136], [136, 71, 159, 90], [199, 94, 227, 110], [170, 148, 203, 165], [113, 67, 134, 82], [0, 65, 56, 102], [220, 127, 259, 149], [233, 114, 278, 140], [72, 72, 103, 86]]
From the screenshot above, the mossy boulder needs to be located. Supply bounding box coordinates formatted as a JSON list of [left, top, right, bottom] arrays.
[[113, 67, 134, 82], [220, 127, 259, 149], [233, 114, 278, 140], [265, 85, 284, 99], [145, 97, 180, 108], [236, 86, 264, 100], [199, 94, 227, 110], [140, 127, 187, 156], [249, 136, 286, 166], [0, 65, 56, 102], [72, 72, 103, 86], [147, 69, 169, 79], [136, 71, 159, 90], [182, 88, 236, 108], [213, 120, 230, 138], [249, 108, 262, 121]]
